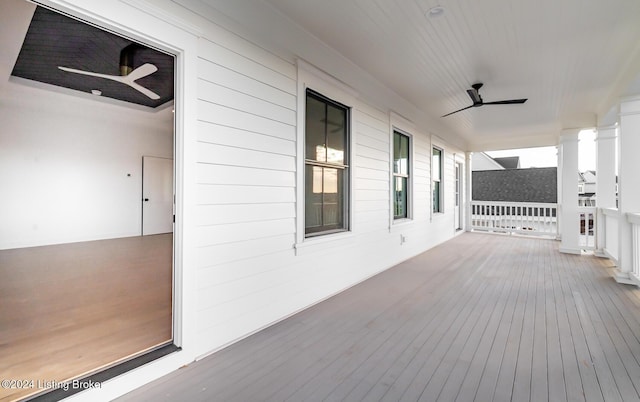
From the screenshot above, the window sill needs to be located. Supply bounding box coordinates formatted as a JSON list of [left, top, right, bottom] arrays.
[[294, 231, 355, 256]]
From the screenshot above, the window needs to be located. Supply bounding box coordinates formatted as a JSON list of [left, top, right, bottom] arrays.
[[304, 89, 350, 236], [393, 131, 410, 219], [433, 147, 443, 213]]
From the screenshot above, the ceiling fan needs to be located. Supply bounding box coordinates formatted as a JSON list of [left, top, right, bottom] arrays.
[[57, 44, 160, 100], [441, 83, 527, 117]]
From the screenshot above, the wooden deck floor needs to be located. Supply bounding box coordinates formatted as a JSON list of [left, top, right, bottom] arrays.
[[118, 233, 640, 402]]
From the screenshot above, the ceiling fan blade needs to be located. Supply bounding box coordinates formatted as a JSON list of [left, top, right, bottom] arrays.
[[126, 81, 161, 100], [441, 104, 474, 117], [125, 63, 158, 81], [483, 99, 528, 105], [58, 66, 124, 82]]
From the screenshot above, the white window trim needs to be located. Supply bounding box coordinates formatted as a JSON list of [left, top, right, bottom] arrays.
[[389, 112, 415, 229], [295, 59, 357, 251]]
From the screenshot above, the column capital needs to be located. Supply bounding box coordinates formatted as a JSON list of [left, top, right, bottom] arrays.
[[559, 130, 580, 143], [620, 96, 640, 116], [596, 123, 617, 131], [595, 126, 617, 141]]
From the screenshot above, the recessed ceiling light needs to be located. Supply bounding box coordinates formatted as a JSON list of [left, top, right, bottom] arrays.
[[426, 5, 445, 18], [91, 89, 102, 96]]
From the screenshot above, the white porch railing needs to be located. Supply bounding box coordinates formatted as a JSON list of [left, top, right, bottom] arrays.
[[601, 208, 619, 261], [471, 201, 558, 237], [629, 213, 640, 282], [578, 206, 596, 250]]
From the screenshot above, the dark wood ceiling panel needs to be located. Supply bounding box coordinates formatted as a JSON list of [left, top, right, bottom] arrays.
[[11, 6, 174, 108]]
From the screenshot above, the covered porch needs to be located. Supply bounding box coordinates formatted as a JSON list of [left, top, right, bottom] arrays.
[[118, 233, 640, 402]]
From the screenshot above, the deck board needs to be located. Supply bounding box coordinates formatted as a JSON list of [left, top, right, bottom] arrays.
[[116, 233, 640, 402]]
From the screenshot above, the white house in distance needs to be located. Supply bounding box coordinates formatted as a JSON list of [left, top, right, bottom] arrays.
[[471, 152, 521, 171], [579, 170, 597, 206], [2, 0, 640, 400]]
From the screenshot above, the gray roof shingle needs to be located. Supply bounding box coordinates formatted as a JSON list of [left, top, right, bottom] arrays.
[[472, 167, 557, 203]]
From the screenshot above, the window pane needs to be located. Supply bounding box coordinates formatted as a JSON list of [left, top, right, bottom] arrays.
[[433, 181, 440, 212], [433, 148, 441, 180], [305, 166, 344, 233], [326, 104, 346, 164], [394, 132, 409, 175], [394, 176, 407, 219], [322, 168, 343, 226], [305, 166, 323, 231], [306, 94, 326, 162]]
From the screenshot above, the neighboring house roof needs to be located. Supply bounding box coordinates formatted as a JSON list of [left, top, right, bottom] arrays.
[[582, 170, 596, 183], [472, 167, 557, 203], [493, 156, 520, 169]]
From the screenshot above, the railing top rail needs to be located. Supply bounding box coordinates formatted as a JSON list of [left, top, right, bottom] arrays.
[[601, 207, 619, 217], [577, 206, 597, 212], [471, 201, 558, 208], [628, 212, 640, 225]]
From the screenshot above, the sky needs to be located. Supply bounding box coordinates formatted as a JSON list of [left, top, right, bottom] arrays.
[[486, 129, 597, 171]]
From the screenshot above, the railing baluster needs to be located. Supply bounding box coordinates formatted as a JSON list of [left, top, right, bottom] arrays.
[[470, 201, 564, 239]]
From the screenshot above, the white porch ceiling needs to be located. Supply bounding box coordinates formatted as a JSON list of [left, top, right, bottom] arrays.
[[264, 0, 640, 150]]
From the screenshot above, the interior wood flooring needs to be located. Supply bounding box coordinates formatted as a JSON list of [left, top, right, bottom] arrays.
[[0, 234, 173, 402], [117, 233, 640, 402]]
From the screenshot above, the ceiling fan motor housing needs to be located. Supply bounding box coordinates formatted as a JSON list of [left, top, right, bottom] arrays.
[[119, 44, 140, 76]]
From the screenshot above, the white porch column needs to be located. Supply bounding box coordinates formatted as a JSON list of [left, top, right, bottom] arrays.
[[556, 145, 563, 240], [615, 97, 640, 283], [559, 129, 581, 254], [465, 151, 473, 232], [594, 125, 617, 257]]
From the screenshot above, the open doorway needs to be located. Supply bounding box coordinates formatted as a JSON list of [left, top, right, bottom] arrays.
[[0, 2, 175, 400]]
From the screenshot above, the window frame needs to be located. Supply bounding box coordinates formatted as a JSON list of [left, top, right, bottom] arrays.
[[432, 146, 444, 213], [392, 130, 411, 220], [294, 60, 357, 250], [304, 89, 351, 237]]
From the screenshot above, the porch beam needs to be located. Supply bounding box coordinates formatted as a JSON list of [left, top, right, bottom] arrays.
[[559, 129, 581, 254]]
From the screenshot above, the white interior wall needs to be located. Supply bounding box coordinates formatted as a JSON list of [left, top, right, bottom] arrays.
[[0, 81, 173, 250]]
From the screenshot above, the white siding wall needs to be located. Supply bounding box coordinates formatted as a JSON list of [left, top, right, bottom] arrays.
[[176, 1, 466, 355]]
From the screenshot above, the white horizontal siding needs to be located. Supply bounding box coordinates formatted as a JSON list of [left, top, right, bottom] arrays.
[[196, 234, 295, 269], [198, 122, 295, 156], [182, 1, 466, 360], [199, 38, 296, 94], [195, 204, 295, 226], [197, 142, 295, 172], [354, 177, 389, 191], [356, 167, 390, 181], [198, 80, 295, 124], [198, 58, 296, 110], [194, 218, 295, 247], [198, 102, 295, 141], [196, 249, 295, 288], [197, 185, 295, 205]]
